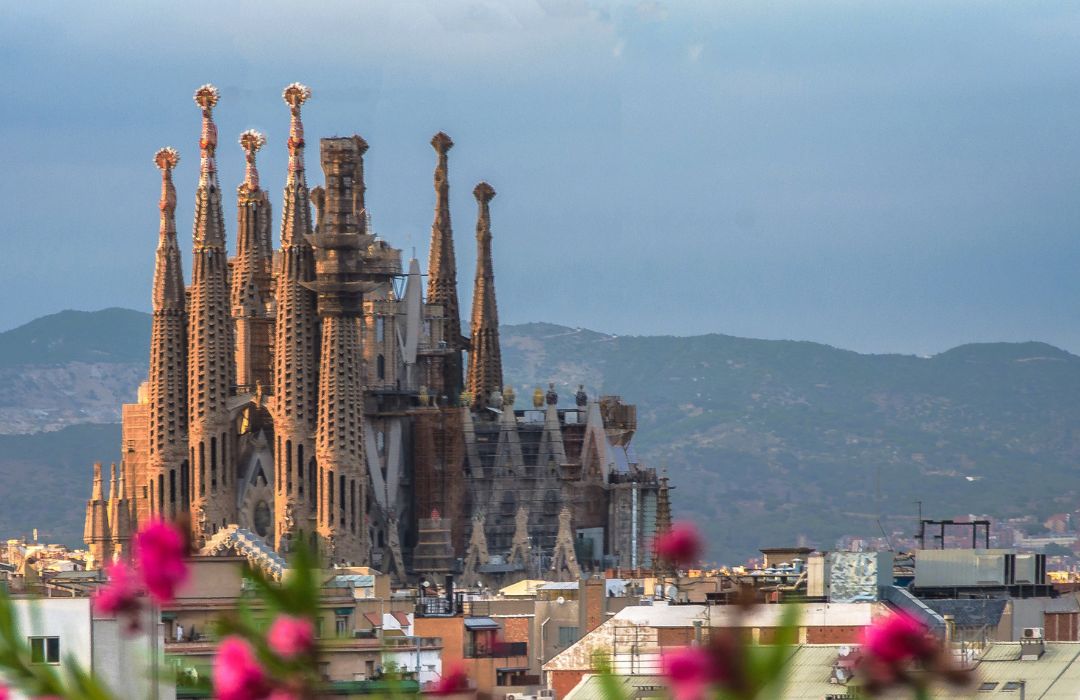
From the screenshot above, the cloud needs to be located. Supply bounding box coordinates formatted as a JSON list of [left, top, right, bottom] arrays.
[[687, 42, 704, 62]]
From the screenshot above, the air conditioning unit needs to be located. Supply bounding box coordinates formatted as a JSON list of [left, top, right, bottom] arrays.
[[538, 690, 555, 698], [1023, 627, 1044, 640]]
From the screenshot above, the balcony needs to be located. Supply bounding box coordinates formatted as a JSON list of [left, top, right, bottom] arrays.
[[382, 636, 442, 650], [465, 641, 528, 659]]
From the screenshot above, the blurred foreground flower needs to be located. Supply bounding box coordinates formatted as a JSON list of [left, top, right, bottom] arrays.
[[855, 611, 971, 696], [214, 636, 270, 700], [267, 615, 315, 660], [661, 647, 712, 700], [92, 562, 143, 631], [430, 664, 470, 696], [864, 611, 937, 664], [134, 519, 189, 604], [654, 522, 703, 568]]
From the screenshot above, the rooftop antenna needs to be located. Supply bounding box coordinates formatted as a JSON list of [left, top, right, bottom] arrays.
[[877, 519, 894, 551], [914, 501, 924, 549]]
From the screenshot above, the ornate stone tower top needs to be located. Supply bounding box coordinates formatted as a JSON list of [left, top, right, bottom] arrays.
[[153, 148, 185, 311], [466, 182, 503, 410], [281, 83, 313, 246], [426, 132, 465, 402], [236, 129, 271, 258], [239, 129, 266, 193], [194, 85, 219, 171], [193, 84, 225, 248], [284, 82, 311, 175], [427, 132, 461, 327]]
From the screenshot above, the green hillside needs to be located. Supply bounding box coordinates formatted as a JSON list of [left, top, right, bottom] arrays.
[[0, 423, 121, 546], [0, 308, 150, 368]]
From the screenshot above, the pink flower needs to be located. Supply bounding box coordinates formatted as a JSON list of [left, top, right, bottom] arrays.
[[0, 684, 8, 700], [267, 615, 315, 660], [661, 647, 713, 700], [654, 522, 704, 568], [214, 636, 269, 700], [94, 562, 141, 615], [94, 561, 144, 633], [134, 519, 189, 604], [862, 612, 936, 664], [430, 664, 470, 696]]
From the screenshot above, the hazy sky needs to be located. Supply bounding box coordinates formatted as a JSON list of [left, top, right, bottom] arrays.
[[4, 1, 1080, 355]]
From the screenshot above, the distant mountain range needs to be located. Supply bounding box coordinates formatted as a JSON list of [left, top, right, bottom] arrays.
[[3, 308, 1080, 561]]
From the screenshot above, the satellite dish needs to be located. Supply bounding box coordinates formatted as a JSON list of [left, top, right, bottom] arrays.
[[557, 596, 565, 605], [838, 646, 851, 657]]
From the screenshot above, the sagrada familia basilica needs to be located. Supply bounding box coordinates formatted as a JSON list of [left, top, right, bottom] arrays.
[[83, 84, 667, 581]]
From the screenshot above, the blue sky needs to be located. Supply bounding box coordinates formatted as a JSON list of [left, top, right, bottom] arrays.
[[4, 1, 1080, 355]]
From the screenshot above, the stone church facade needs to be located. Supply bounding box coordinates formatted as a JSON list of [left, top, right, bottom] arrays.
[[84, 84, 665, 580]]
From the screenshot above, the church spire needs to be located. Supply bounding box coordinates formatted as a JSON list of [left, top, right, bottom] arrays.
[[193, 85, 225, 248], [273, 83, 319, 551], [232, 129, 274, 391], [147, 147, 189, 525], [188, 83, 236, 544], [84, 462, 111, 567], [109, 462, 133, 556], [281, 83, 312, 244], [152, 148, 185, 311], [426, 132, 465, 402], [465, 182, 502, 410]]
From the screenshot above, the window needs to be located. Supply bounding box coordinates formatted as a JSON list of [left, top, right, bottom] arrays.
[[558, 626, 579, 648], [336, 616, 349, 637], [29, 637, 59, 664], [978, 682, 999, 692]]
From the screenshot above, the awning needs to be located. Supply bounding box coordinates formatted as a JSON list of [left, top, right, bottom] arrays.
[[463, 617, 500, 630]]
